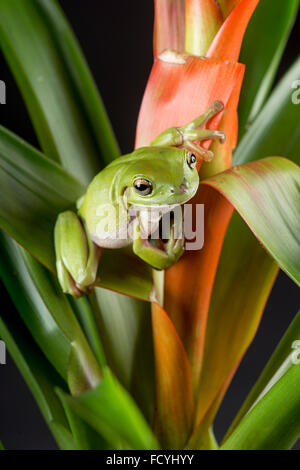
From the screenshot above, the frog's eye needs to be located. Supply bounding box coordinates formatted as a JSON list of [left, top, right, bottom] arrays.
[[133, 178, 153, 196], [186, 152, 197, 170]]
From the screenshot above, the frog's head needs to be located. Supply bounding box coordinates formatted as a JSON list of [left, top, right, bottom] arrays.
[[123, 146, 199, 208]]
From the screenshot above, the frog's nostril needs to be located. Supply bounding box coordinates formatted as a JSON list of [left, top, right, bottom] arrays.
[[180, 177, 189, 193], [180, 184, 187, 193]]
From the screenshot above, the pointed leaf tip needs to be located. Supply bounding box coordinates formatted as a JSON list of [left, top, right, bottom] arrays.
[[207, 0, 259, 61]]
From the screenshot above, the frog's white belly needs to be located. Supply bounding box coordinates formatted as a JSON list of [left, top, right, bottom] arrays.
[[90, 219, 132, 249]]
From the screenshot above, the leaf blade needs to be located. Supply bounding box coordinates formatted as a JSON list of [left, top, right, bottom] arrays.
[[224, 310, 300, 443], [0, 300, 75, 450], [234, 56, 300, 166], [0, 233, 102, 394], [58, 367, 159, 450], [238, 0, 300, 137], [35, 0, 120, 166], [0, 0, 119, 182], [202, 157, 300, 286], [221, 343, 300, 449], [0, 125, 84, 271]]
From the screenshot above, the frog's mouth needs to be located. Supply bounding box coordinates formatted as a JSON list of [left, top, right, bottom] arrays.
[[136, 205, 184, 254]]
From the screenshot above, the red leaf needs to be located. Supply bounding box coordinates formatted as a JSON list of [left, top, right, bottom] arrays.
[[135, 54, 244, 394], [152, 302, 194, 449], [136, 55, 244, 158], [207, 0, 259, 61]]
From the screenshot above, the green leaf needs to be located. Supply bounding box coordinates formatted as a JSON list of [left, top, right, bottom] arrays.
[[235, 56, 300, 166], [0, 0, 154, 405], [0, 125, 84, 271], [0, 440, 4, 450], [0, 302, 76, 450], [58, 367, 159, 450], [0, 233, 101, 394], [57, 389, 108, 450], [238, 0, 299, 138], [91, 290, 155, 422], [70, 296, 106, 370], [221, 317, 300, 449], [224, 310, 300, 443], [0, 0, 119, 183], [35, 0, 120, 167], [203, 157, 300, 286]]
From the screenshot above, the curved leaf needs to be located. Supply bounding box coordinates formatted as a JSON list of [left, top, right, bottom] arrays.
[[203, 157, 300, 286], [151, 303, 194, 449], [57, 389, 108, 450], [58, 367, 159, 450], [0, 233, 101, 395], [0, 303, 75, 450], [69, 297, 106, 370], [221, 341, 300, 449], [206, 0, 259, 62], [224, 310, 300, 442], [91, 290, 155, 422], [238, 0, 300, 138], [234, 56, 300, 166], [0, 125, 84, 271], [35, 0, 120, 166], [0, 0, 118, 183], [189, 210, 278, 437]]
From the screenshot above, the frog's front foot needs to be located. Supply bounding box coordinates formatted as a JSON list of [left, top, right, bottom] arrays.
[[151, 100, 226, 162], [132, 208, 184, 270], [54, 211, 101, 297]]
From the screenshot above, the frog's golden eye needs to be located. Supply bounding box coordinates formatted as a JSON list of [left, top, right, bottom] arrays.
[[133, 178, 153, 196], [186, 152, 197, 170]]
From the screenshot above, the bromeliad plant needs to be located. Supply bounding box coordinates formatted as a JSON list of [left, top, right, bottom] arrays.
[[0, 0, 299, 450]]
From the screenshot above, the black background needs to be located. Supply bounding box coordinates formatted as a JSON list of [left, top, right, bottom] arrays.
[[0, 1, 299, 450]]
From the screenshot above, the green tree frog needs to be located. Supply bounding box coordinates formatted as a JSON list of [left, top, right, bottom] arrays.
[[55, 101, 225, 296]]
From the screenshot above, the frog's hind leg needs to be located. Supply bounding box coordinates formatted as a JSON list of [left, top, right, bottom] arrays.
[[54, 211, 101, 297]]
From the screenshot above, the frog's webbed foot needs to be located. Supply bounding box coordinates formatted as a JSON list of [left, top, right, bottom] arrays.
[[54, 211, 101, 297], [151, 100, 226, 162]]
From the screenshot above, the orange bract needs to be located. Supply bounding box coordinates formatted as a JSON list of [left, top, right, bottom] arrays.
[[151, 302, 194, 449], [135, 0, 260, 447], [207, 0, 259, 61]]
